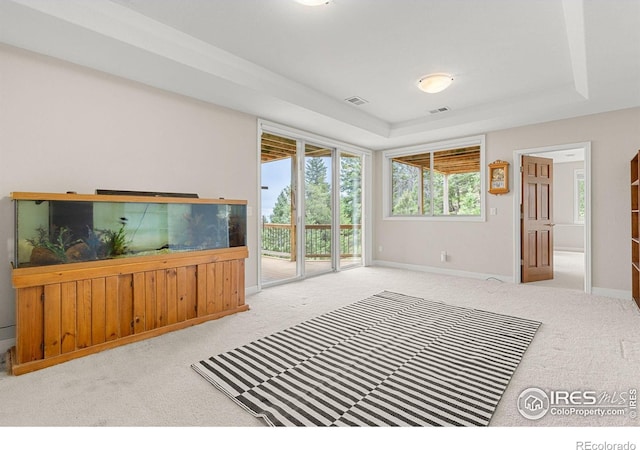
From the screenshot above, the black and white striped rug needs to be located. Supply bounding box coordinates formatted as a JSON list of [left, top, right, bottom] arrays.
[[191, 291, 541, 426]]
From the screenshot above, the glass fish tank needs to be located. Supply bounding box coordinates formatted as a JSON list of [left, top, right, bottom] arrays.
[[12, 192, 247, 268]]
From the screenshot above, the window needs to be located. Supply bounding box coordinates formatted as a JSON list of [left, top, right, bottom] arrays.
[[383, 136, 485, 220], [574, 169, 585, 223]]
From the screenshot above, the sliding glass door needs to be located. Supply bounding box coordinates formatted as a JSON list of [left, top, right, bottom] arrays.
[[260, 133, 298, 284], [303, 143, 334, 277], [339, 151, 363, 268], [260, 131, 364, 286]]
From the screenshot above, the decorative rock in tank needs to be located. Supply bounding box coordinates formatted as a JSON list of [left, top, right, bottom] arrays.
[[65, 242, 94, 262], [29, 246, 62, 266]]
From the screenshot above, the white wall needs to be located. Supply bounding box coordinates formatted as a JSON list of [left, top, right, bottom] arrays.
[[553, 161, 584, 252], [2, 41, 639, 348], [374, 107, 640, 295], [0, 44, 258, 344]]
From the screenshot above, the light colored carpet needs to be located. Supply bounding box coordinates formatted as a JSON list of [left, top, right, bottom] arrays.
[[1, 266, 639, 433]]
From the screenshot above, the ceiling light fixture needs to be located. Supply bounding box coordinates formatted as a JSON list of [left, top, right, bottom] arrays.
[[295, 0, 330, 5], [417, 73, 454, 94]]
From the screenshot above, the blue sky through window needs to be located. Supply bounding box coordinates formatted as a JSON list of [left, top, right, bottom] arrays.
[[261, 159, 290, 220]]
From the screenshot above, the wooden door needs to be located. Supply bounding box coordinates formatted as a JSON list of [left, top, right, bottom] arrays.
[[521, 155, 554, 282]]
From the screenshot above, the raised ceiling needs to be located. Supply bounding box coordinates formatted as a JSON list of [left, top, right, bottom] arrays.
[[0, 0, 639, 150]]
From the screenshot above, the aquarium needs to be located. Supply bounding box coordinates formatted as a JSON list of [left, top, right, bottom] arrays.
[[13, 193, 247, 268]]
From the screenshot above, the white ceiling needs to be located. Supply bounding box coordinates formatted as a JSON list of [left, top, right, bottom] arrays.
[[530, 148, 585, 163], [1, 0, 639, 150]]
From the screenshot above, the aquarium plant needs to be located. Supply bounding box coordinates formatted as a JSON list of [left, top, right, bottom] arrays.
[[26, 226, 75, 265], [99, 217, 129, 257]]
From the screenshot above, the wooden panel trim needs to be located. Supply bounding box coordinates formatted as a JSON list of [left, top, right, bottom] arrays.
[[166, 268, 178, 326], [155, 270, 168, 328], [222, 262, 231, 313], [13, 247, 249, 288], [238, 260, 246, 307], [196, 264, 207, 318], [144, 272, 157, 332], [176, 267, 188, 323], [76, 280, 92, 350], [60, 282, 77, 353], [185, 266, 197, 320], [16, 286, 44, 364], [206, 263, 216, 315], [43, 284, 61, 359], [91, 278, 107, 346], [105, 276, 120, 342], [133, 273, 146, 334]]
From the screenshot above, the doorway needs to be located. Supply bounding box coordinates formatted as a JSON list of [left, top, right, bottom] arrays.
[[259, 130, 365, 287], [513, 142, 591, 292]]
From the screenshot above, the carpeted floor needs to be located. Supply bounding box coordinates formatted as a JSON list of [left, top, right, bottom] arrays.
[[0, 266, 638, 431]]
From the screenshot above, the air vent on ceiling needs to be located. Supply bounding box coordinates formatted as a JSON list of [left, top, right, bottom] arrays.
[[345, 96, 368, 106], [429, 106, 451, 114]]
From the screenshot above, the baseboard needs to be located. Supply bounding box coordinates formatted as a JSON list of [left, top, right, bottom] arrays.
[[554, 247, 584, 252], [246, 285, 259, 296], [591, 287, 632, 300], [372, 260, 513, 283], [372, 260, 634, 301], [0, 338, 15, 357]]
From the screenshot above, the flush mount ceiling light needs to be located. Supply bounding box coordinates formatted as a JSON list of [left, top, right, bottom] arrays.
[[417, 73, 454, 94], [295, 0, 330, 5]]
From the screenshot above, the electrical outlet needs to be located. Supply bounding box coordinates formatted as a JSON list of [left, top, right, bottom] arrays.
[[440, 251, 447, 263], [378, 245, 383, 252]]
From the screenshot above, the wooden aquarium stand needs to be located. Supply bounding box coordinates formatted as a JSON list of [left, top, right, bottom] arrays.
[[9, 192, 249, 375], [10, 247, 248, 375]]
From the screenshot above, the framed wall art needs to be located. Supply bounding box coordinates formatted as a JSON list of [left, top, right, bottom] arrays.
[[488, 160, 509, 195]]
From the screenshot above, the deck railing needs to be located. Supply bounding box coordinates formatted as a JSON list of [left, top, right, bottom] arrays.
[[262, 223, 361, 260]]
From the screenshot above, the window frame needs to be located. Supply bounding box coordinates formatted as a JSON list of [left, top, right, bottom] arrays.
[[382, 135, 486, 222]]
